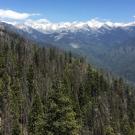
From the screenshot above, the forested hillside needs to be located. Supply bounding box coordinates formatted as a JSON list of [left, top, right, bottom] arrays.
[[1, 28, 135, 135]]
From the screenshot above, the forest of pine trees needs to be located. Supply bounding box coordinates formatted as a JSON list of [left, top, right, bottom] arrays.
[[0, 28, 135, 135]]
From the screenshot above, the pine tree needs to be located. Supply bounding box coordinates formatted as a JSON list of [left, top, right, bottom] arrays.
[[0, 78, 3, 135], [45, 80, 80, 135], [27, 65, 35, 102], [104, 126, 116, 135], [1, 72, 12, 135], [10, 77, 22, 135], [11, 120, 21, 135], [28, 92, 44, 135]]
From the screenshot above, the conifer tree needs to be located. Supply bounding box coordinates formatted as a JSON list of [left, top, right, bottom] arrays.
[[28, 92, 44, 135], [10, 78, 22, 135], [45, 80, 80, 135], [27, 65, 35, 102]]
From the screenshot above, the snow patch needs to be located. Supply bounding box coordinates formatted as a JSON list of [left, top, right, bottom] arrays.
[[55, 33, 67, 41], [70, 43, 80, 49]]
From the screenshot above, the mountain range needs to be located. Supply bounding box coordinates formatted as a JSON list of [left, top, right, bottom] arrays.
[[1, 20, 135, 82], [1, 21, 135, 135]]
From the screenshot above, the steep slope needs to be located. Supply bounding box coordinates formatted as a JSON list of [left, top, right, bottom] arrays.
[[2, 21, 135, 82], [1, 27, 135, 135], [15, 20, 135, 83], [0, 22, 49, 45]]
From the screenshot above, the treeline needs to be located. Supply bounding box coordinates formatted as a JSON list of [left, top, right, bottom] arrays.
[[0, 29, 135, 135]]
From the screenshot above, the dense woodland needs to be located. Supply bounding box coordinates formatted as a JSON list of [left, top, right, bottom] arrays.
[[0, 28, 135, 135]]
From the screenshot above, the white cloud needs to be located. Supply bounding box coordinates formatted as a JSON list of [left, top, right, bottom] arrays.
[[0, 9, 39, 20]]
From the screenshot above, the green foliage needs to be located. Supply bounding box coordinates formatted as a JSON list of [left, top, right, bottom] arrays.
[[27, 65, 35, 102], [28, 93, 44, 135], [11, 120, 21, 135], [45, 81, 80, 135], [104, 126, 116, 135], [0, 28, 135, 135], [10, 78, 22, 135]]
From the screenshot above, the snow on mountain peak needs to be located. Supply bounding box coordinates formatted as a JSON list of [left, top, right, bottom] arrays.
[[14, 19, 135, 34]]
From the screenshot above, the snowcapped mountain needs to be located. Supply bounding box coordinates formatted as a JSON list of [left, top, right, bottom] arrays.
[[14, 20, 135, 49], [14, 19, 135, 49], [15, 19, 135, 34], [15, 20, 135, 83]]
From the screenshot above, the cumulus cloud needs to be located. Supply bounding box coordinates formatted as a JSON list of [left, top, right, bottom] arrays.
[[0, 9, 39, 20]]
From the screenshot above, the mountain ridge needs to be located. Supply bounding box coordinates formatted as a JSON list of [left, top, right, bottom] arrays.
[[1, 26, 135, 135], [1, 21, 135, 83], [16, 19, 135, 33]]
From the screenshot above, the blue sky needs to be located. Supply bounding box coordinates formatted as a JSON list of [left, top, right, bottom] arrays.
[[0, 0, 135, 22]]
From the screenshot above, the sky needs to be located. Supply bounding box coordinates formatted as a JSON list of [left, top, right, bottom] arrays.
[[0, 0, 135, 23]]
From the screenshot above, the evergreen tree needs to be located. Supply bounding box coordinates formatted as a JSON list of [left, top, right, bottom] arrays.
[[45, 81, 80, 135], [104, 126, 116, 135], [27, 65, 35, 102], [1, 28, 135, 135], [28, 92, 44, 135], [10, 78, 22, 135]]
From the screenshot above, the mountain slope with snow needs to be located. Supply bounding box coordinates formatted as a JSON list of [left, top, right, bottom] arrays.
[[19, 19, 135, 33], [2, 20, 135, 82], [15, 20, 135, 82]]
